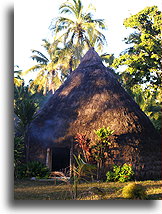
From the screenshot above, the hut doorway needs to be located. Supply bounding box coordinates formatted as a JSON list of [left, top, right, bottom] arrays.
[[52, 147, 70, 172]]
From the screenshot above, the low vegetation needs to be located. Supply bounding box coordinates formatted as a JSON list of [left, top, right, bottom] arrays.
[[106, 163, 134, 182], [14, 180, 162, 200], [122, 183, 147, 199]]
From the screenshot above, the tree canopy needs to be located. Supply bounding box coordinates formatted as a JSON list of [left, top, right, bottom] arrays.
[[23, 0, 108, 94], [50, 0, 107, 61], [112, 6, 161, 133], [112, 6, 161, 90]]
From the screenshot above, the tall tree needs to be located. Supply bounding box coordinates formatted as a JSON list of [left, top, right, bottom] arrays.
[[22, 39, 64, 94], [50, 0, 107, 69], [113, 6, 161, 90], [112, 6, 161, 132]]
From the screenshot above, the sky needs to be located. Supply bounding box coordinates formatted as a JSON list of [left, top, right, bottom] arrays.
[[14, 0, 161, 83]]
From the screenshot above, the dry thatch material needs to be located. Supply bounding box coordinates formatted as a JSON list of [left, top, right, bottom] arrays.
[[28, 48, 161, 180]]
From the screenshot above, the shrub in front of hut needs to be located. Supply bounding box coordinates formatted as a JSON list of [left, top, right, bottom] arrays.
[[25, 161, 50, 179], [16, 161, 50, 179], [75, 127, 115, 180], [106, 163, 134, 182], [122, 183, 147, 199], [14, 136, 25, 179]]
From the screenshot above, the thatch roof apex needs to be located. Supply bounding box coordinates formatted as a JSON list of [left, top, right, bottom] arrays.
[[79, 47, 102, 68]]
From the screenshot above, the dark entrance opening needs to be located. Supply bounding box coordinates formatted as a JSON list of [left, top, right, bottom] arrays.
[[52, 147, 70, 171]]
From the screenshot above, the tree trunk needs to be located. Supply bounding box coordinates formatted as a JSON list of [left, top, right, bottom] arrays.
[[69, 57, 73, 74], [70, 142, 74, 180]]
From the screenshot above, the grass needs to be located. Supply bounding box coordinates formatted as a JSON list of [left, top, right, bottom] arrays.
[[14, 179, 162, 200]]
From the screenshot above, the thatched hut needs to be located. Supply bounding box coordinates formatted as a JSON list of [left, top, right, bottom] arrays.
[[27, 48, 161, 180]]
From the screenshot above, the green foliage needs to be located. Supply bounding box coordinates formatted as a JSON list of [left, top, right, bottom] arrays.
[[91, 127, 114, 166], [106, 163, 134, 182], [73, 154, 96, 182], [15, 163, 28, 179], [151, 115, 161, 134], [14, 136, 25, 165], [72, 154, 96, 199], [14, 84, 40, 134], [14, 66, 24, 87], [50, 0, 107, 68], [111, 6, 161, 134], [16, 161, 50, 179], [75, 127, 115, 180], [22, 39, 64, 94], [122, 183, 147, 199], [14, 136, 25, 178], [131, 85, 161, 133], [26, 161, 50, 178], [94, 127, 114, 144], [14, 84, 43, 169], [75, 127, 115, 164], [105, 171, 114, 182], [113, 6, 161, 89], [22, 0, 109, 89], [101, 53, 115, 66]]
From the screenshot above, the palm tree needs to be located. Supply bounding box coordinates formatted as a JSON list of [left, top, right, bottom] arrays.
[[23, 1, 108, 92], [14, 66, 24, 87], [50, 0, 107, 67], [22, 39, 66, 95]]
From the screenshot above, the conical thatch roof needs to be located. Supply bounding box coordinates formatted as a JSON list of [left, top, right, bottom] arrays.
[[28, 48, 161, 180]]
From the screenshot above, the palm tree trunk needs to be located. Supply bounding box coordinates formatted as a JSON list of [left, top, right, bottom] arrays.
[[70, 142, 74, 180], [69, 56, 73, 73]]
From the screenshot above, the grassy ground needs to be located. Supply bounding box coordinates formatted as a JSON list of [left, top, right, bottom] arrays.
[[14, 179, 162, 200]]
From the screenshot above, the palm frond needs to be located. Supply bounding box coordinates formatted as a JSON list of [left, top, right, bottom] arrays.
[[54, 17, 74, 33], [21, 64, 46, 75], [76, 0, 83, 17], [84, 12, 93, 21], [59, 2, 75, 15], [31, 49, 49, 61], [31, 55, 48, 64], [91, 18, 107, 30], [101, 53, 115, 65], [42, 39, 51, 51], [14, 77, 23, 87]]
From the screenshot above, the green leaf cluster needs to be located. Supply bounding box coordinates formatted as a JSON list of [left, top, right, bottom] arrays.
[[111, 6, 161, 133], [113, 6, 161, 88], [51, 0, 107, 55], [131, 85, 161, 133], [73, 154, 96, 182], [14, 84, 40, 134], [14, 136, 25, 178], [106, 163, 134, 182], [94, 126, 114, 144], [15, 161, 50, 179]]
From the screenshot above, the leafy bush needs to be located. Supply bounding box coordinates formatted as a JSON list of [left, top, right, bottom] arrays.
[[105, 171, 114, 182], [15, 161, 50, 179], [106, 163, 134, 182], [75, 127, 115, 180], [25, 161, 50, 178], [94, 126, 114, 144], [14, 136, 25, 166], [122, 183, 147, 199], [14, 136, 25, 179], [73, 155, 96, 181], [15, 164, 28, 179]]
